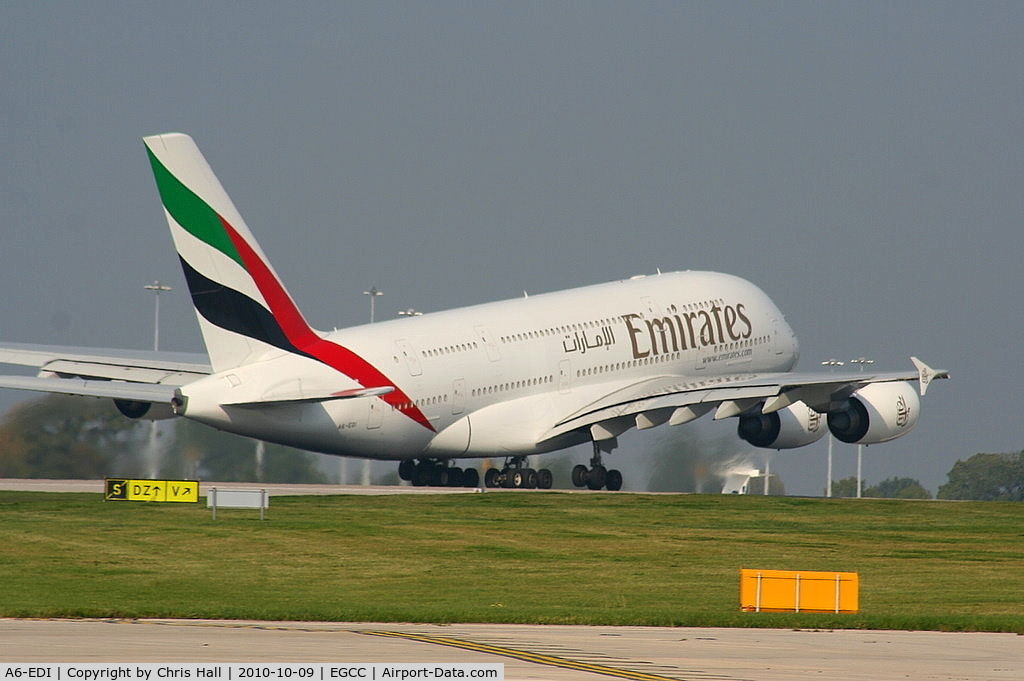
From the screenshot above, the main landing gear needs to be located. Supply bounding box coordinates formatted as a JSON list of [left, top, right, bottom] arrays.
[[572, 440, 623, 491], [483, 456, 554, 489], [398, 458, 480, 488]]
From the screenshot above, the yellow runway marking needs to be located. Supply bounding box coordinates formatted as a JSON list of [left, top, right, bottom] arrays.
[[364, 630, 704, 681]]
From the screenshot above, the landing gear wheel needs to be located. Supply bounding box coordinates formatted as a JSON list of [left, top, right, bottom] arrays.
[[571, 464, 589, 488], [462, 467, 480, 488], [447, 467, 464, 487], [524, 468, 539, 489], [398, 459, 417, 481], [506, 468, 524, 488], [413, 464, 432, 487], [576, 440, 625, 490], [484, 467, 500, 488], [410, 459, 454, 487], [537, 468, 553, 489], [605, 469, 623, 492]]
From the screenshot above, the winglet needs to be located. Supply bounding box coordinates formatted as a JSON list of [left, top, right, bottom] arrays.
[[911, 356, 948, 396]]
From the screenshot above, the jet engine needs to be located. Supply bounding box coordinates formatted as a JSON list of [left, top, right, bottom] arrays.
[[827, 381, 919, 444], [737, 401, 827, 449]]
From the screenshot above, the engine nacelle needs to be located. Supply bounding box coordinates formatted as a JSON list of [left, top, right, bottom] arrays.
[[827, 381, 919, 444], [113, 399, 176, 421], [737, 401, 828, 449]]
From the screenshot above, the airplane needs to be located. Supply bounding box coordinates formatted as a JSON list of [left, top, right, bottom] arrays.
[[0, 133, 949, 490]]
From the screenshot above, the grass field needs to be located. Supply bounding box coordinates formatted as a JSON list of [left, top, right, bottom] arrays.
[[0, 490, 1021, 632]]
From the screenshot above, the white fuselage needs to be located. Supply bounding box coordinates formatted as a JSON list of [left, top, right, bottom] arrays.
[[178, 270, 800, 460]]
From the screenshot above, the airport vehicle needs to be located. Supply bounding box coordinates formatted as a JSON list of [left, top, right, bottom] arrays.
[[0, 133, 948, 490]]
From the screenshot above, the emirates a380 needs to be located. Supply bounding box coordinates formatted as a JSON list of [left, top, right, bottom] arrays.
[[0, 133, 948, 490]]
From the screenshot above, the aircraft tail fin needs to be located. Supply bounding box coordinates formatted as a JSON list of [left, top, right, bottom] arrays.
[[143, 133, 435, 431], [143, 133, 318, 372]]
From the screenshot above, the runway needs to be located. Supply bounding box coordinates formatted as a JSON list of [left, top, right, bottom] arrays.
[[0, 619, 1020, 681], [0, 479, 481, 496]]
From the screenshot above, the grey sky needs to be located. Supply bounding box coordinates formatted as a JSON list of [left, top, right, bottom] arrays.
[[1, 2, 1021, 494]]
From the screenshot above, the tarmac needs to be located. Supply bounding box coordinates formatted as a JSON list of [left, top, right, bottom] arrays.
[[0, 618, 1021, 681]]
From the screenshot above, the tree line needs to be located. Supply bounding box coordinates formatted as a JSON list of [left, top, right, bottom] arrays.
[[829, 451, 1024, 500], [0, 394, 327, 483]]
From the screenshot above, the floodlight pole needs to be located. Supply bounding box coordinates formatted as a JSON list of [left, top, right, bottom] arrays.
[[143, 281, 172, 480], [363, 286, 383, 324], [144, 281, 172, 351], [849, 357, 874, 498], [360, 286, 384, 486], [821, 359, 844, 497]]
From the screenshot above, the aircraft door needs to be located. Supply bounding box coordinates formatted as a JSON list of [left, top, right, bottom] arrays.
[[475, 326, 501, 362], [451, 378, 466, 415], [558, 359, 572, 393], [395, 338, 422, 376], [694, 344, 708, 371], [772, 318, 784, 356], [641, 295, 660, 318], [367, 398, 383, 430]]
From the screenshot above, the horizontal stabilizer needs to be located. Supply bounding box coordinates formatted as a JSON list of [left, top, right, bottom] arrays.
[[0, 342, 210, 378], [0, 375, 178, 403], [223, 385, 395, 408]]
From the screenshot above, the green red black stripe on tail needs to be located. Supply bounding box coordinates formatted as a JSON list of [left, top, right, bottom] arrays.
[[146, 144, 433, 431]]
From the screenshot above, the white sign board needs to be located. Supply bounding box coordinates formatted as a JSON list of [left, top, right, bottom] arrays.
[[207, 488, 268, 519]]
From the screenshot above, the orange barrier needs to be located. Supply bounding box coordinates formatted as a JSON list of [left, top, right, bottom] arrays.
[[740, 569, 858, 613]]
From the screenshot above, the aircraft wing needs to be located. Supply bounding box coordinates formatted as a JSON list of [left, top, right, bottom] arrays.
[[542, 357, 948, 443], [0, 342, 210, 403]]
